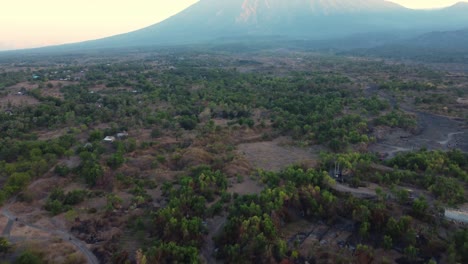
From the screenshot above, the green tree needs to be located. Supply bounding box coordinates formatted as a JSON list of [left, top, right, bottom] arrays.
[[359, 221, 371, 239], [412, 197, 429, 218], [0, 237, 11, 254], [14, 250, 44, 264], [107, 152, 124, 169], [383, 235, 393, 250], [4, 172, 31, 195], [404, 245, 418, 262]]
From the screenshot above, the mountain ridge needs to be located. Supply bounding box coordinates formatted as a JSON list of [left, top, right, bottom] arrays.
[[237, 0, 405, 20], [2, 0, 468, 53], [86, 0, 468, 46]]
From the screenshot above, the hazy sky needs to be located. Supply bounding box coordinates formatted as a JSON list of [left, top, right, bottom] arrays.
[[0, 0, 465, 50]]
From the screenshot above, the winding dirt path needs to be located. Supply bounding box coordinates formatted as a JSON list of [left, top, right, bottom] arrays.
[[438, 132, 465, 146], [201, 215, 226, 264], [1, 203, 99, 264]]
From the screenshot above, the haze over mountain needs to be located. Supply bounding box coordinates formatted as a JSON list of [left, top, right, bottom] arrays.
[[343, 27, 468, 64], [6, 0, 468, 52]]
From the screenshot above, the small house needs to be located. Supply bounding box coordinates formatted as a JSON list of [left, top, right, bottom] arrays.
[[103, 136, 116, 143], [116, 131, 128, 139]]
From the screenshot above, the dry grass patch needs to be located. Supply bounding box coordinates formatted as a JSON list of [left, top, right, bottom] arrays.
[[238, 137, 320, 172], [223, 156, 252, 178], [0, 94, 39, 107], [228, 176, 264, 196], [178, 147, 214, 168]]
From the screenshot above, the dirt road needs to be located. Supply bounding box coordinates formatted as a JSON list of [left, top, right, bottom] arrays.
[[1, 204, 99, 264]]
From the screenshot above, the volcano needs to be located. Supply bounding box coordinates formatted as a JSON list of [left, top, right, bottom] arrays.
[[14, 0, 468, 51]]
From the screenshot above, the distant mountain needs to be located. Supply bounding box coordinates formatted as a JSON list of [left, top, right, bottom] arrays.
[[344, 28, 468, 63], [66, 0, 409, 48], [236, 0, 404, 20], [4, 0, 468, 53], [410, 28, 468, 51]]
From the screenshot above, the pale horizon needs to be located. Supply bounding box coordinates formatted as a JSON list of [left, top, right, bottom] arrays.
[[0, 0, 466, 51]]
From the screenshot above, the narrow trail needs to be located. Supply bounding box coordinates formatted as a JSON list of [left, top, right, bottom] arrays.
[[1, 203, 99, 264], [201, 215, 226, 264], [438, 132, 465, 145], [376, 144, 412, 157], [2, 219, 14, 237]]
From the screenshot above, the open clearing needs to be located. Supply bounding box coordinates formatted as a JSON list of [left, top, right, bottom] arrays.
[[237, 137, 321, 172], [366, 87, 468, 157], [0, 94, 39, 107], [1, 206, 94, 264], [370, 111, 468, 158]]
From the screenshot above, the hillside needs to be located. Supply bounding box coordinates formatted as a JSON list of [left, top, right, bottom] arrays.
[[411, 28, 468, 50], [346, 28, 468, 63], [4, 0, 468, 53]]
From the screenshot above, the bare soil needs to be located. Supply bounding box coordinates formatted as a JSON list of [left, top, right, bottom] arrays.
[[367, 88, 468, 157], [36, 127, 70, 140], [228, 176, 264, 195], [40, 81, 77, 99], [237, 137, 321, 172], [331, 183, 378, 199], [1, 203, 92, 264], [201, 215, 226, 264], [5, 82, 38, 90], [281, 219, 356, 261], [0, 215, 8, 233], [456, 97, 468, 105], [370, 112, 468, 158], [0, 94, 39, 107]]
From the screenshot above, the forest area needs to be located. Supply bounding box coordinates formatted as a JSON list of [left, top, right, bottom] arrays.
[[0, 48, 467, 264]]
